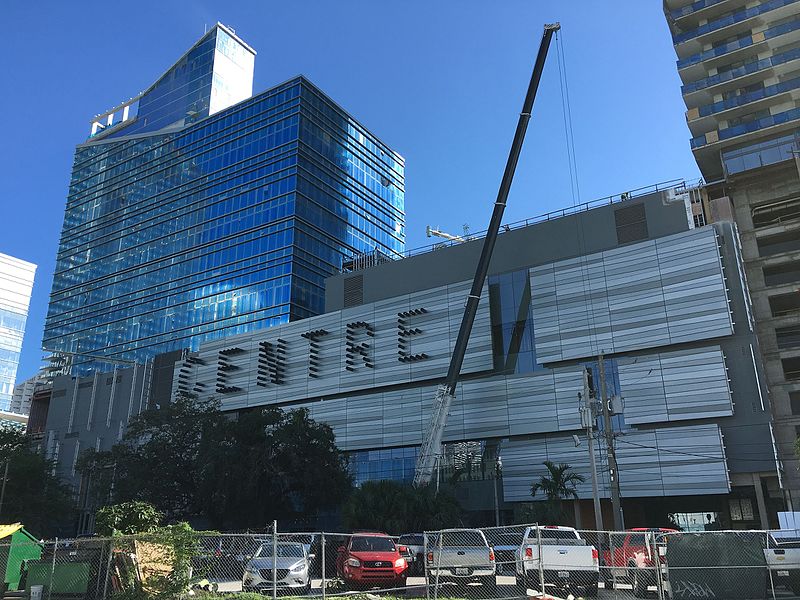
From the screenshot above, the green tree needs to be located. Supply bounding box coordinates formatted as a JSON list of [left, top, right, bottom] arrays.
[[95, 501, 162, 536], [79, 396, 352, 530], [529, 461, 585, 523], [196, 406, 352, 529], [342, 481, 462, 533], [0, 424, 73, 535]]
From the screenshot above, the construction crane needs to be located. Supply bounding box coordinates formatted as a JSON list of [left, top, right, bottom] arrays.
[[414, 23, 561, 487]]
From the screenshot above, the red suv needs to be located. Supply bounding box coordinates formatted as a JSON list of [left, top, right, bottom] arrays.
[[336, 532, 408, 589]]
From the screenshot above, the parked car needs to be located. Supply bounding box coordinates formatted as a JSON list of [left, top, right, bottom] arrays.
[[765, 534, 800, 594], [484, 531, 523, 575], [398, 534, 425, 576], [426, 528, 496, 590], [515, 525, 599, 597], [336, 532, 408, 589], [242, 541, 313, 594], [600, 528, 675, 596]]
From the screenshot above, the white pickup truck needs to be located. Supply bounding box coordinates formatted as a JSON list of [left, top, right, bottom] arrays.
[[765, 534, 800, 593], [515, 526, 600, 597]]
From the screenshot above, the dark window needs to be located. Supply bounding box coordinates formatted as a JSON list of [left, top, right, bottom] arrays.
[[782, 357, 800, 381], [763, 261, 800, 287], [752, 197, 800, 228], [777, 326, 800, 350], [343, 275, 363, 308], [729, 498, 755, 521], [757, 231, 800, 257], [789, 391, 800, 415], [770, 292, 800, 317], [615, 204, 648, 244]]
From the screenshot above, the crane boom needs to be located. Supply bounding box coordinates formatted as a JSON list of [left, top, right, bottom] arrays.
[[414, 23, 561, 487]]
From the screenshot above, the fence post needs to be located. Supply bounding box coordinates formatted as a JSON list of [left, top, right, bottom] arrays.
[[650, 531, 665, 600], [767, 531, 777, 600], [101, 538, 114, 600], [434, 530, 443, 600], [536, 525, 545, 597], [272, 521, 278, 600], [47, 538, 57, 600], [423, 532, 430, 600], [321, 532, 326, 600]]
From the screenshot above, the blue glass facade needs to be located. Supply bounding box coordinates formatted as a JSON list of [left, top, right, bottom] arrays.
[[488, 269, 542, 374], [0, 254, 36, 411], [45, 35, 404, 372]]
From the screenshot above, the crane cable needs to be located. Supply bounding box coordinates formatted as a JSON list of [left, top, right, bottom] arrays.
[[555, 29, 581, 207]]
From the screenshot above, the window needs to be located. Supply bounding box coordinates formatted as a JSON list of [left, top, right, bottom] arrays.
[[693, 213, 707, 228], [758, 231, 800, 257], [763, 261, 800, 287], [729, 498, 755, 521], [783, 357, 800, 381], [789, 391, 800, 415], [770, 292, 800, 317], [776, 325, 800, 350], [752, 197, 800, 228]]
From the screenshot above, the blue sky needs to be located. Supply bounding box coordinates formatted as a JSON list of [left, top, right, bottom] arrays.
[[1, 1, 699, 382]]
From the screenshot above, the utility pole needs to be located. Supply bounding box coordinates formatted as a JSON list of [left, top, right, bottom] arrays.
[[581, 370, 604, 532], [599, 352, 624, 530]]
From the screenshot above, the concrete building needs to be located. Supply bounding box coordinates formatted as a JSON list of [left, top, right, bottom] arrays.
[[41, 183, 782, 529], [665, 0, 800, 505], [0, 253, 36, 412], [43, 23, 404, 374], [10, 374, 45, 416]]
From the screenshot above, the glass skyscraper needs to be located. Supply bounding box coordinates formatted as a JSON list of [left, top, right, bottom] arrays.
[[44, 23, 405, 372], [0, 253, 36, 411]]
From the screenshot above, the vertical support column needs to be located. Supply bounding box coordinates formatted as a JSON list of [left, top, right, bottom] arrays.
[[321, 532, 326, 600], [272, 521, 278, 600], [753, 473, 769, 530]]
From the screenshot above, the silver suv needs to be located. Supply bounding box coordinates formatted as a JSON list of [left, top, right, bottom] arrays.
[[243, 541, 313, 594]]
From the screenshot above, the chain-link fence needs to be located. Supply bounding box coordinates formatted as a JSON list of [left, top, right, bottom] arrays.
[[4, 525, 800, 600]]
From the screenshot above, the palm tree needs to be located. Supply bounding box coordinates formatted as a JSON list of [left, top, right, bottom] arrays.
[[530, 461, 585, 523]]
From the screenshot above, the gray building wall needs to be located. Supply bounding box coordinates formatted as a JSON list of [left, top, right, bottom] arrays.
[[326, 190, 691, 311]]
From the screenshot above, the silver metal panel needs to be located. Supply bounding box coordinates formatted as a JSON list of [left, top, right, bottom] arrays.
[[175, 280, 493, 409], [619, 346, 732, 424], [530, 227, 733, 363], [501, 423, 729, 501]]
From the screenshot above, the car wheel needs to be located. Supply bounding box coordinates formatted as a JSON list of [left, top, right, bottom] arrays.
[[482, 576, 497, 594], [585, 582, 599, 597]]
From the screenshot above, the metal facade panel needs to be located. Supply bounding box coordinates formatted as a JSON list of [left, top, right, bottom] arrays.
[[177, 280, 493, 409], [530, 227, 732, 363], [619, 346, 732, 424], [501, 424, 729, 501]]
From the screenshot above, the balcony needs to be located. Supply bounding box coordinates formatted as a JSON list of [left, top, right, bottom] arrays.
[[683, 46, 800, 94], [691, 105, 800, 148], [678, 18, 800, 70], [673, 0, 800, 45], [692, 75, 800, 119], [671, 0, 729, 20]]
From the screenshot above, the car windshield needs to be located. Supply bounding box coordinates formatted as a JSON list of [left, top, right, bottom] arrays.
[[486, 533, 522, 547], [256, 544, 304, 558], [400, 535, 424, 546], [351, 536, 396, 552], [533, 530, 578, 541], [436, 531, 486, 547]]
